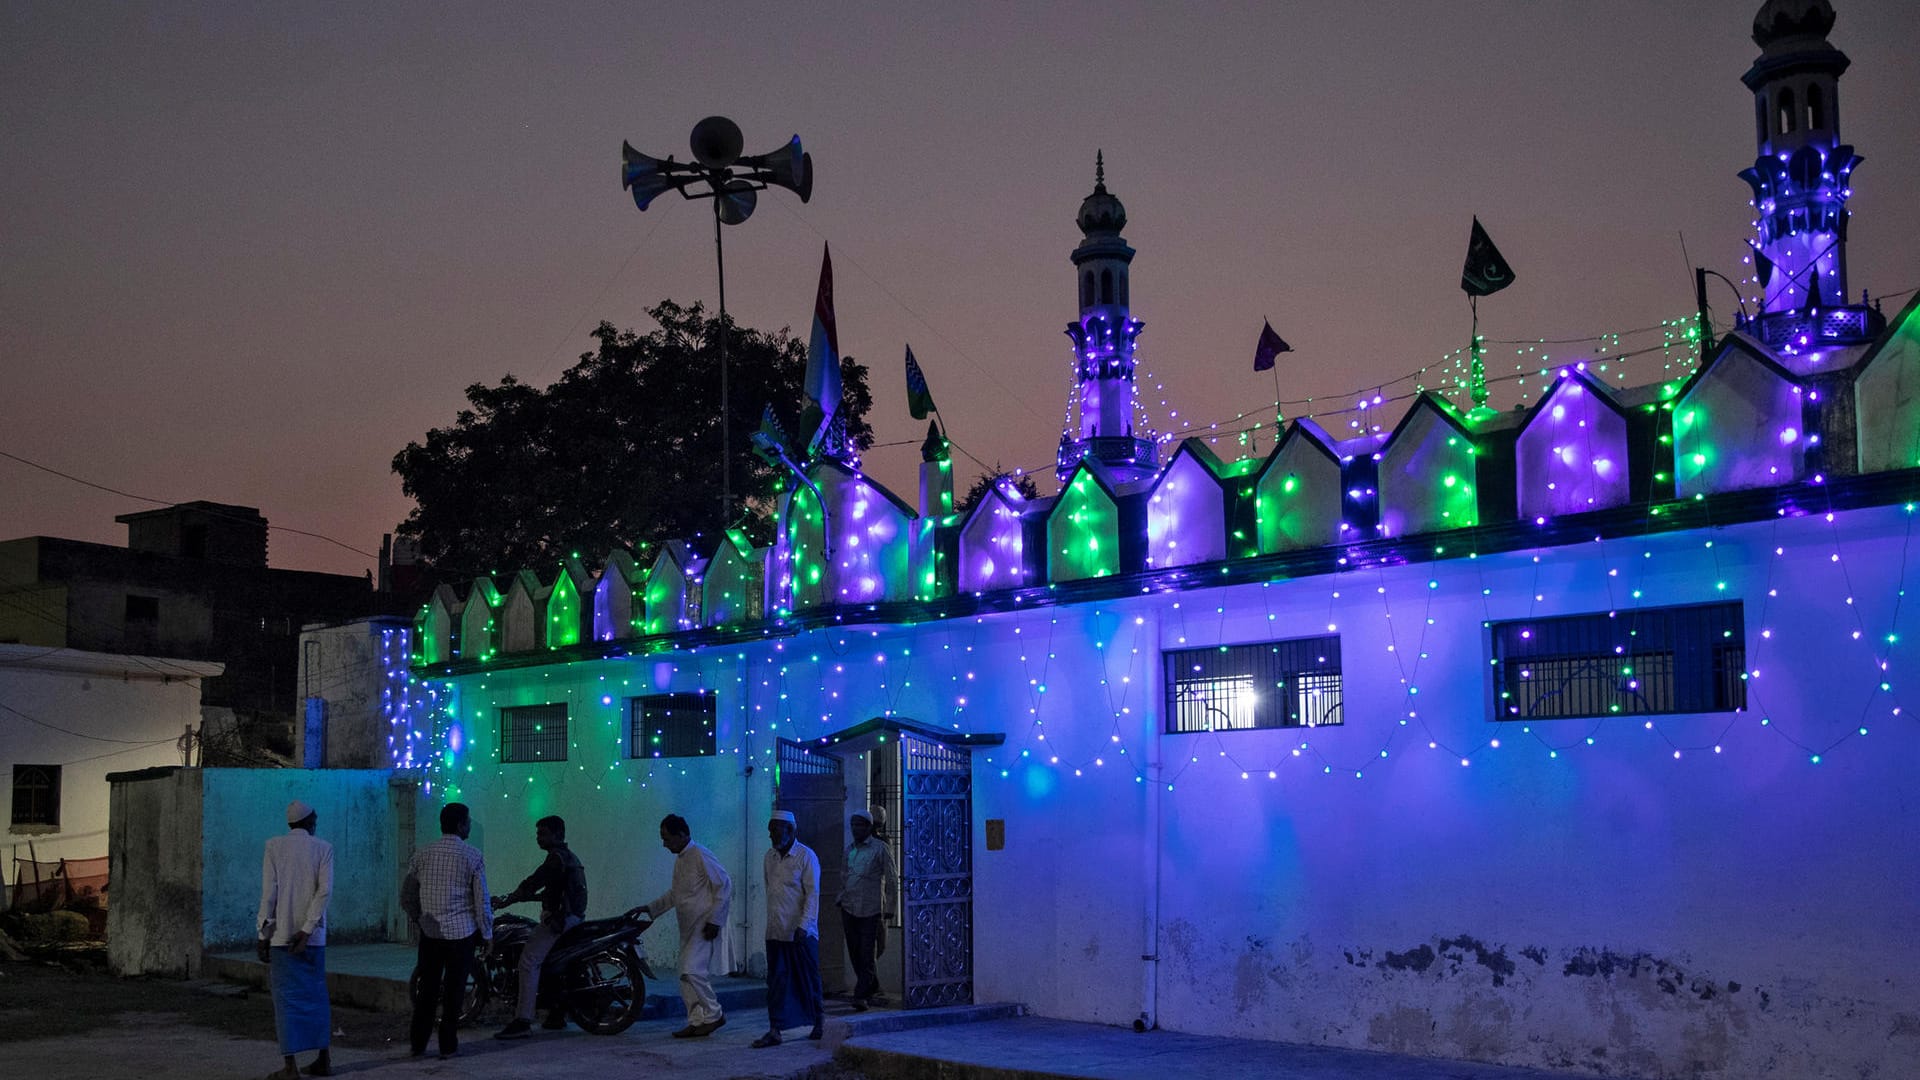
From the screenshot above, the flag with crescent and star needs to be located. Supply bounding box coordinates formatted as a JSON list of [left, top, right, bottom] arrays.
[[1252, 320, 1291, 372], [1460, 217, 1517, 297], [904, 345, 937, 419]]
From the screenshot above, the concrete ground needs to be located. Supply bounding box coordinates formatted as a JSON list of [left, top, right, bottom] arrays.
[[842, 1016, 1609, 1080], [0, 960, 1612, 1080]]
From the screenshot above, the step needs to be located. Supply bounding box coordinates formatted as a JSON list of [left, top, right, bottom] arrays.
[[827, 1002, 1027, 1051]]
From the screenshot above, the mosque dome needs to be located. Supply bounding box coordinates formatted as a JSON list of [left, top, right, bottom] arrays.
[[1752, 0, 1835, 50]]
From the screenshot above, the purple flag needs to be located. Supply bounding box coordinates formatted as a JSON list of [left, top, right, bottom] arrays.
[[1253, 320, 1291, 372]]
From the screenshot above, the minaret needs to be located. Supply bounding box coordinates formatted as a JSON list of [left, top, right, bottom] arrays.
[[1737, 0, 1883, 351], [1058, 153, 1157, 483]]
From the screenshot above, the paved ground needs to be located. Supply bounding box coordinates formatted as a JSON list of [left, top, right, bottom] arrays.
[[0, 961, 836, 1080], [0, 960, 1612, 1080], [842, 1017, 1607, 1080]]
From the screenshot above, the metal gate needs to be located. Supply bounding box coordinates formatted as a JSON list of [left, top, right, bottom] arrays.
[[900, 731, 973, 1008], [775, 739, 849, 993]]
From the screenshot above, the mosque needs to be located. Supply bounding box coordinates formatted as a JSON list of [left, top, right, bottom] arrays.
[[396, 3, 1918, 1075]]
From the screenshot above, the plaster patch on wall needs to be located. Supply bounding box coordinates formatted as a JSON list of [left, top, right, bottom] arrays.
[[1232, 937, 1272, 1012], [1160, 917, 1198, 972], [1365, 1005, 1436, 1055], [1445, 992, 1515, 1059]]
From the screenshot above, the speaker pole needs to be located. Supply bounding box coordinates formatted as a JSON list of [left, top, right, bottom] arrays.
[[714, 195, 731, 529]]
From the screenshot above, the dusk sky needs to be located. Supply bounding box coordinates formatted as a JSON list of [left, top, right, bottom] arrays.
[[4, 1, 1916, 578]]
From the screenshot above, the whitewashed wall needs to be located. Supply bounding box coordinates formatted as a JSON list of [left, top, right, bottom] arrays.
[[427, 500, 1918, 1077], [2, 646, 218, 882]]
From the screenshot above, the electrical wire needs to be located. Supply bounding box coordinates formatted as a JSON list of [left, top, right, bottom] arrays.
[[0, 448, 378, 560]]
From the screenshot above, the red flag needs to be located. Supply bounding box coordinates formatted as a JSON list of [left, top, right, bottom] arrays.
[[1253, 320, 1291, 371]]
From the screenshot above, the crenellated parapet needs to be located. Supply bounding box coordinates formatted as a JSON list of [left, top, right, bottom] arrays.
[[1376, 393, 1480, 538]]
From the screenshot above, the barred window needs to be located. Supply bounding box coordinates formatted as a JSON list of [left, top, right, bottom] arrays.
[[1164, 635, 1342, 734], [629, 694, 717, 759], [11, 764, 60, 827], [500, 704, 568, 763], [1491, 602, 1745, 721]]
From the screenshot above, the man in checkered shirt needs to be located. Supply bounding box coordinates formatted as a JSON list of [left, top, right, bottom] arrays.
[[402, 802, 493, 1059]]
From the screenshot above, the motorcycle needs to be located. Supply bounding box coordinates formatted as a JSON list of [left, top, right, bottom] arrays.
[[408, 904, 658, 1035]]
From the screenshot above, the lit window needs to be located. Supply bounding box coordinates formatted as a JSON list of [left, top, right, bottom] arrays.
[[1164, 636, 1342, 733]]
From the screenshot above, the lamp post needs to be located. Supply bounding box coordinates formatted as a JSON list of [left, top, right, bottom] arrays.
[[622, 116, 813, 528]]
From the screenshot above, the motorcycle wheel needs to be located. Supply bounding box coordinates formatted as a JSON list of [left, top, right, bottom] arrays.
[[407, 961, 491, 1026], [566, 949, 642, 1035]]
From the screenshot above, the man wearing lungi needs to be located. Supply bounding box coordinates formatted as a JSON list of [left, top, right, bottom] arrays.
[[751, 809, 823, 1048], [257, 798, 334, 1078]]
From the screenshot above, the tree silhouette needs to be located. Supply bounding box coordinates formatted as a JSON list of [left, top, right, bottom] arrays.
[[393, 301, 872, 577]]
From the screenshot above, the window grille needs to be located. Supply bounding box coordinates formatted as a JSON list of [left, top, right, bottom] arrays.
[[500, 704, 568, 763], [1164, 635, 1342, 733], [11, 764, 60, 827], [1491, 602, 1745, 721], [628, 694, 717, 759]]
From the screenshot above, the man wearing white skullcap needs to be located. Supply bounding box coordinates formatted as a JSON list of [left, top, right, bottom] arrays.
[[751, 809, 822, 1047], [258, 798, 334, 1078]]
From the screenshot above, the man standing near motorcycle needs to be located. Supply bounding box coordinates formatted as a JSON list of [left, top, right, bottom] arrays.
[[493, 815, 588, 1040], [644, 814, 732, 1038], [402, 802, 493, 1060]]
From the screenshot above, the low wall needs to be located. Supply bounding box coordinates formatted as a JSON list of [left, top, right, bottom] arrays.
[[106, 766, 416, 975]]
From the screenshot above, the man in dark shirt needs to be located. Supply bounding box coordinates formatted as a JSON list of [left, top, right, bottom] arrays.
[[493, 815, 588, 1039]]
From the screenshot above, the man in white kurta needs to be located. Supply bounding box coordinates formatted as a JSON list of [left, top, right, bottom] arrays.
[[644, 814, 733, 1037], [257, 799, 334, 1079]]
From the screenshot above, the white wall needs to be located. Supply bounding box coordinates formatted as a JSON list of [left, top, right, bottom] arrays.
[[421, 500, 1920, 1077], [2, 646, 218, 884]]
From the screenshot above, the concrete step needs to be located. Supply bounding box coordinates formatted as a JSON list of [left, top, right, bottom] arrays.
[[639, 976, 765, 1019], [825, 1002, 1026, 1052]]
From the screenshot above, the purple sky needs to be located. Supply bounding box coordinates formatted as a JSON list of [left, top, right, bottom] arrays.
[[4, 1, 1916, 578]]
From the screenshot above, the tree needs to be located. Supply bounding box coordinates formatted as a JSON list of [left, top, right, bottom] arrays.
[[954, 466, 1041, 519], [392, 300, 873, 577]]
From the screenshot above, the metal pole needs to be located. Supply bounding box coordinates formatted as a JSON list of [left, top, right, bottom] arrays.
[[1694, 267, 1715, 361], [714, 200, 731, 529]]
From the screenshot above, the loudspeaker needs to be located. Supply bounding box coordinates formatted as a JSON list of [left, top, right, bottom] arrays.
[[621, 142, 682, 211], [740, 136, 813, 203]]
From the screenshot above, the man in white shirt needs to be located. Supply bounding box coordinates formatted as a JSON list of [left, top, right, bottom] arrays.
[[644, 813, 732, 1038], [751, 809, 822, 1048], [257, 798, 334, 1079], [836, 807, 896, 1010], [402, 802, 493, 1059]]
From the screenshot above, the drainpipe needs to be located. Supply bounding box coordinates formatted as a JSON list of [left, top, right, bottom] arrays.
[[1137, 606, 1162, 1033], [740, 650, 755, 973]]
